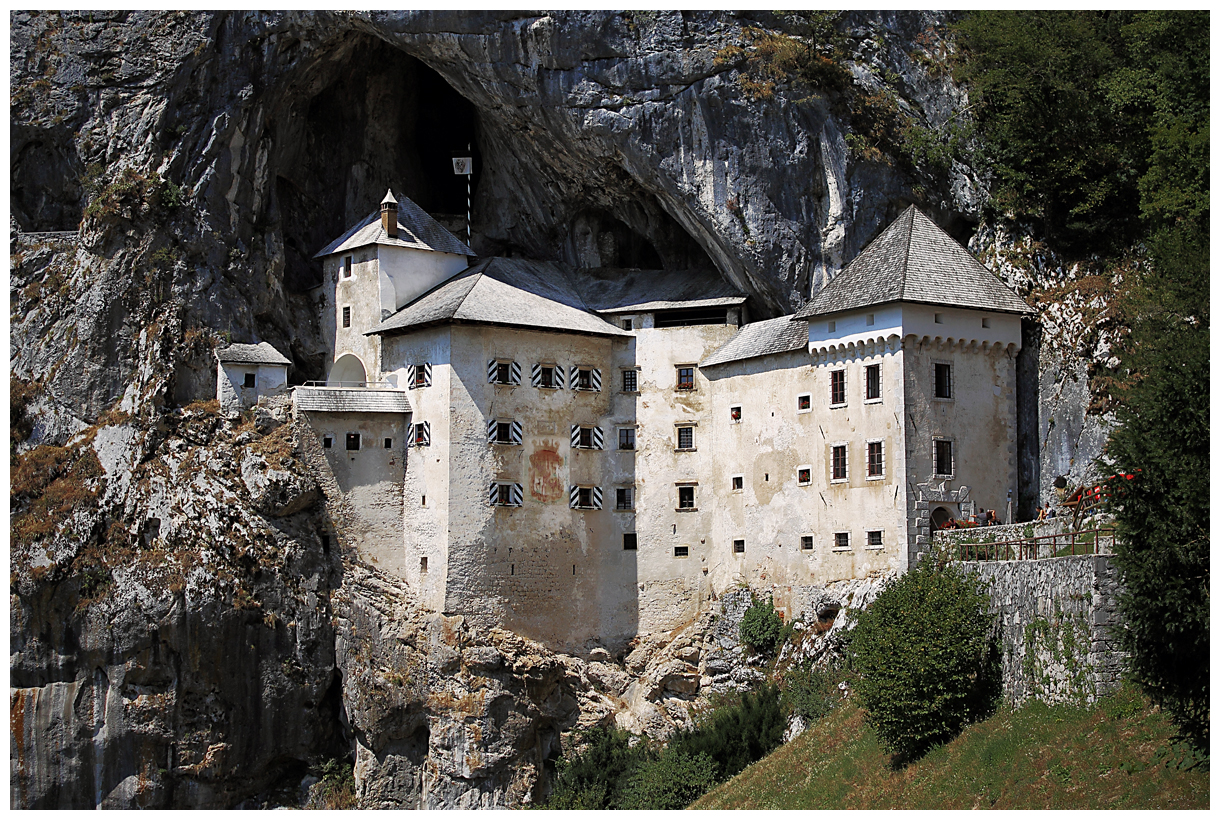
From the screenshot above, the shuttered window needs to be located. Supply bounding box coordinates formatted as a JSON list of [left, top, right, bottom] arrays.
[[488, 419, 523, 445], [570, 366, 601, 391], [407, 363, 432, 389], [532, 363, 563, 389], [488, 482, 524, 507], [568, 485, 603, 510], [571, 424, 604, 450], [408, 421, 431, 447], [488, 360, 522, 385]]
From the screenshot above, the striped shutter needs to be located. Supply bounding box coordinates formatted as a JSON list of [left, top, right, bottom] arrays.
[[419, 421, 431, 446], [569, 485, 580, 509], [406, 365, 416, 389], [591, 426, 604, 450], [531, 363, 542, 387], [570, 425, 581, 448], [591, 486, 603, 510], [510, 362, 521, 385], [511, 483, 523, 506], [510, 420, 523, 445], [487, 359, 498, 383], [422, 363, 432, 387], [489, 482, 499, 505], [554, 365, 565, 389], [569, 367, 579, 390], [591, 368, 602, 392], [487, 419, 498, 442]]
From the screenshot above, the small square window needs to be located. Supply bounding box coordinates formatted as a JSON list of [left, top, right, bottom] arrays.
[[867, 441, 884, 478], [830, 370, 846, 406], [346, 433, 361, 451], [798, 393, 811, 412], [539, 366, 556, 388], [495, 422, 512, 444], [494, 362, 512, 384], [865, 363, 881, 401], [322, 435, 333, 449], [834, 532, 850, 550], [678, 486, 696, 509], [934, 363, 952, 399], [934, 313, 944, 324], [674, 545, 689, 558], [578, 487, 593, 508], [934, 439, 954, 476], [384, 437, 393, 449], [243, 372, 256, 389], [576, 368, 593, 390], [800, 535, 814, 551], [867, 530, 883, 547], [497, 484, 513, 506], [576, 427, 593, 448], [677, 426, 695, 450], [730, 405, 741, 422], [342, 306, 351, 328], [616, 487, 634, 510], [733, 539, 745, 554], [982, 317, 991, 329], [798, 467, 811, 485], [623, 533, 638, 551], [622, 370, 638, 393], [731, 475, 743, 492], [827, 320, 836, 332], [618, 428, 636, 450], [621, 318, 634, 330], [832, 445, 847, 481], [676, 366, 695, 391], [866, 313, 875, 326]]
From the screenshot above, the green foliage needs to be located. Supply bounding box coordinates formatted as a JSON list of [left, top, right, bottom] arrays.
[[316, 758, 356, 809], [739, 594, 784, 654], [81, 166, 182, 228], [617, 751, 718, 810], [849, 560, 1000, 761], [955, 11, 1208, 251], [1101, 222, 1209, 752], [782, 662, 842, 723], [670, 682, 786, 780], [542, 726, 648, 810]]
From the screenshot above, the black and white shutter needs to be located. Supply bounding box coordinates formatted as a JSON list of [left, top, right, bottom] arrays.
[[591, 368, 602, 392], [417, 421, 430, 447], [591, 486, 603, 509], [489, 482, 499, 505], [510, 483, 523, 506], [569, 485, 580, 509], [570, 425, 581, 448], [509, 362, 521, 385], [591, 426, 604, 450], [510, 420, 523, 445], [487, 419, 499, 442], [487, 359, 499, 383], [422, 363, 432, 387], [568, 367, 580, 390], [531, 363, 542, 387], [406, 364, 416, 389], [554, 364, 565, 389]]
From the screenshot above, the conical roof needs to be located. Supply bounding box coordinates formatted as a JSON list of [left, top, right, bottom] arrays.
[[793, 206, 1031, 319], [381, 188, 397, 206]]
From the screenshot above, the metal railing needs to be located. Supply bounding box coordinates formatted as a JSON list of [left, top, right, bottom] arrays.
[[299, 380, 396, 389], [953, 527, 1117, 562]]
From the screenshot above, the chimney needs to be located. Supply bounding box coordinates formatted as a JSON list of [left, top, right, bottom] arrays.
[[380, 189, 398, 238]]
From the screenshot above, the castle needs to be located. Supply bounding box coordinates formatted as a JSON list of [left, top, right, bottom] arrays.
[[287, 190, 1030, 649]]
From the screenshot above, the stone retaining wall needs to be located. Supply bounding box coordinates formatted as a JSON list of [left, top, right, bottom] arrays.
[[963, 554, 1126, 705]]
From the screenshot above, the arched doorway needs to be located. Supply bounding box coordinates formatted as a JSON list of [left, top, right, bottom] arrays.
[[328, 354, 367, 386], [931, 506, 954, 530]]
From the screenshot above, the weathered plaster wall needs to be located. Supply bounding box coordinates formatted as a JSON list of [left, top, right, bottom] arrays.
[[322, 250, 382, 384], [377, 245, 469, 315], [217, 361, 288, 412]]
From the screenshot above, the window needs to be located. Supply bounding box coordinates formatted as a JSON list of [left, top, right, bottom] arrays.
[[934, 439, 954, 476], [733, 539, 745, 554], [622, 369, 638, 393], [616, 487, 634, 510], [867, 530, 883, 547], [571, 367, 601, 391], [243, 372, 256, 389], [798, 393, 811, 412], [830, 369, 846, 406], [342, 255, 353, 278], [410, 422, 431, 447], [571, 424, 603, 450], [833, 532, 850, 550], [408, 363, 432, 389], [731, 475, 743, 492], [346, 433, 361, 451], [801, 535, 814, 551], [618, 428, 635, 450], [676, 425, 695, 450], [533, 364, 560, 389], [677, 485, 696, 510], [489, 482, 524, 507], [676, 366, 695, 391], [730, 405, 741, 422], [831, 444, 847, 481], [827, 320, 836, 332], [488, 360, 521, 385], [867, 441, 884, 478], [981, 317, 991, 329], [322, 434, 333, 449], [420, 557, 428, 572], [384, 437, 393, 449], [865, 364, 881, 401], [488, 419, 522, 445], [673, 545, 689, 558], [798, 466, 812, 485], [934, 362, 952, 399], [623, 533, 638, 550], [621, 318, 634, 330], [934, 312, 944, 324], [866, 313, 875, 326], [569, 485, 603, 510], [342, 306, 351, 328]]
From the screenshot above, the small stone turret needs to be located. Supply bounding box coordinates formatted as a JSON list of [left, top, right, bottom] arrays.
[[380, 188, 398, 238]]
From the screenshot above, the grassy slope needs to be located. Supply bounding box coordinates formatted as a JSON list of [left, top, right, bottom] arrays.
[[692, 684, 1208, 810]]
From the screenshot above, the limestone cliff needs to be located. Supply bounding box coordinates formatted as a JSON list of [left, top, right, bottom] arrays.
[[10, 10, 1120, 808]]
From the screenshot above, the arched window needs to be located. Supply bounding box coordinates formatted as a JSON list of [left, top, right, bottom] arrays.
[[931, 506, 954, 530]]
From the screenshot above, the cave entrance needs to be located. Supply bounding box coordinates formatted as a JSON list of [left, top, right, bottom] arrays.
[[274, 35, 481, 293]]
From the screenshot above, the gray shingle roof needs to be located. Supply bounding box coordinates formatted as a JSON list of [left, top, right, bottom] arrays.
[[216, 342, 292, 366], [293, 387, 411, 414], [314, 193, 474, 258], [699, 315, 808, 368], [793, 206, 1032, 319], [575, 267, 746, 314]]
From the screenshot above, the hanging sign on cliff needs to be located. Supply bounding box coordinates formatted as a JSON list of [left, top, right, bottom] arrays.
[[452, 156, 472, 175]]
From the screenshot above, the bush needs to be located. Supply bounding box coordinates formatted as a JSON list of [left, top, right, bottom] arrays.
[[543, 726, 648, 810], [783, 662, 842, 724], [739, 594, 784, 654], [616, 751, 717, 810], [849, 559, 1000, 761], [669, 682, 786, 781], [316, 758, 356, 809]]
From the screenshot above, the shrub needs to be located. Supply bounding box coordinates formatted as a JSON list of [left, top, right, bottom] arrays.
[[616, 751, 717, 810], [316, 758, 356, 809], [669, 682, 786, 781], [739, 594, 783, 654], [849, 559, 1000, 761], [783, 662, 842, 723], [543, 726, 648, 810]]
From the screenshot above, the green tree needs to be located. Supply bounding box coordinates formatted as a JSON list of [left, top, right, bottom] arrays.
[[616, 751, 717, 811], [1101, 224, 1209, 751], [849, 560, 1000, 761], [739, 594, 784, 654]]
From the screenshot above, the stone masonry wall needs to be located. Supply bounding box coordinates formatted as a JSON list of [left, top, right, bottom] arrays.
[[962, 555, 1125, 705]]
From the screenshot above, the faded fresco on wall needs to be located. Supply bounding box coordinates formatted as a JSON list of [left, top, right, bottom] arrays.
[[529, 437, 565, 502]]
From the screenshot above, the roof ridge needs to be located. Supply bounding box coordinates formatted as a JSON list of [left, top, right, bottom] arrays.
[[898, 206, 915, 300]]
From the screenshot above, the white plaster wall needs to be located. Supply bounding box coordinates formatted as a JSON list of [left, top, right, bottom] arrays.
[[808, 303, 1021, 353], [377, 245, 468, 314], [217, 362, 287, 411], [322, 250, 383, 385]]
